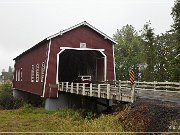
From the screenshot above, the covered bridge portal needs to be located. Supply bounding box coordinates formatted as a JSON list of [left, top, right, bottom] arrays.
[[58, 48, 106, 82]]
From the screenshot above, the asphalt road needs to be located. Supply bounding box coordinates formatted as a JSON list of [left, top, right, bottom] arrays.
[[136, 90, 180, 104]]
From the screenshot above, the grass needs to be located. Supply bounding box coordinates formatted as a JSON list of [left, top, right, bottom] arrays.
[[0, 107, 124, 132]]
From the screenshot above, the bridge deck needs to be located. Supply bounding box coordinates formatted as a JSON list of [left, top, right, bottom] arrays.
[[58, 81, 135, 103]]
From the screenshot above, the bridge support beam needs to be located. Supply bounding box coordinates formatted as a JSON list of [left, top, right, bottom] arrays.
[[45, 92, 113, 112]]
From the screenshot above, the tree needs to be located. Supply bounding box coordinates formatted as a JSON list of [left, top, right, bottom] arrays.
[[113, 24, 144, 81], [154, 32, 176, 81], [141, 21, 156, 81], [170, 0, 180, 81]]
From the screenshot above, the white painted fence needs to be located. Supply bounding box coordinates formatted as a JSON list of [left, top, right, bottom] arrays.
[[58, 81, 135, 103], [57, 81, 180, 103]]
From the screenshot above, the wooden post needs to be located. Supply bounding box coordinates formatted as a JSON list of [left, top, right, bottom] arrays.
[[154, 81, 156, 95], [90, 83, 92, 97], [107, 84, 110, 99], [66, 82, 68, 92], [83, 83, 85, 95], [57, 82, 59, 91], [154, 81, 156, 91], [98, 84, 101, 98], [76, 83, 79, 94], [61, 82, 64, 91], [131, 84, 135, 103], [118, 80, 122, 101], [71, 82, 73, 93]]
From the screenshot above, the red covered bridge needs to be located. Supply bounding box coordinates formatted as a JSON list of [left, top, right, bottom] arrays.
[[13, 21, 134, 111]]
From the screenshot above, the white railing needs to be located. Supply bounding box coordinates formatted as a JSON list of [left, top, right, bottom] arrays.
[[58, 81, 135, 103], [135, 81, 180, 92], [56, 81, 180, 103]]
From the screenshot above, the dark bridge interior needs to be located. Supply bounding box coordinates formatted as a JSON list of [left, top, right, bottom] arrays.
[[58, 49, 104, 82]]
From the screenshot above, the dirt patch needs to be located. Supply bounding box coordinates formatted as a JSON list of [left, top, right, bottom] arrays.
[[112, 98, 180, 132]]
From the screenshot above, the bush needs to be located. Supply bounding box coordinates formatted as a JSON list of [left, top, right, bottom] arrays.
[[0, 83, 24, 109]]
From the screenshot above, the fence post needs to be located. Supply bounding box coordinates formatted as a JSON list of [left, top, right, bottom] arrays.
[[71, 82, 73, 93], [154, 81, 156, 91], [107, 84, 110, 99], [66, 82, 68, 92], [76, 83, 79, 94], [83, 83, 85, 95], [118, 80, 122, 101], [143, 81, 145, 91], [98, 84, 101, 98], [61, 82, 64, 91], [90, 83, 92, 97], [131, 84, 135, 103]]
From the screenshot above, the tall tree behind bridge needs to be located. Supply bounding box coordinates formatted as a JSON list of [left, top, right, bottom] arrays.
[[141, 22, 156, 81], [170, 0, 180, 81], [113, 24, 145, 81], [154, 32, 177, 81]]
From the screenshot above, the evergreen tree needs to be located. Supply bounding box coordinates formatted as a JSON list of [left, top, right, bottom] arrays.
[[141, 22, 156, 81], [170, 0, 180, 81], [113, 24, 144, 81]]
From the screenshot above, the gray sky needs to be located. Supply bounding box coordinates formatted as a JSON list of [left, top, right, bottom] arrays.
[[0, 0, 174, 73]]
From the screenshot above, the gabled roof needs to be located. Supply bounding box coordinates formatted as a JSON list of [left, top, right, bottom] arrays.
[[47, 21, 117, 44], [14, 21, 116, 60]]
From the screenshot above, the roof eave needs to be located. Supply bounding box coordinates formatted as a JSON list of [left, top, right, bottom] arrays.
[[47, 21, 117, 44]]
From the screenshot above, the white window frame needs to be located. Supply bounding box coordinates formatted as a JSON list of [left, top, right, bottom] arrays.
[[36, 64, 39, 82], [31, 65, 34, 82], [20, 68, 23, 81], [80, 42, 86, 48], [41, 62, 45, 82], [18, 69, 20, 81], [15, 70, 18, 81]]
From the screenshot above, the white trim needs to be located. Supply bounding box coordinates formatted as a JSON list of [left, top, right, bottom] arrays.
[[60, 47, 104, 52], [31, 65, 34, 82], [16, 70, 18, 81], [36, 64, 39, 82], [56, 49, 66, 98], [41, 62, 45, 83], [100, 52, 107, 81], [42, 39, 51, 97], [20, 68, 23, 81], [112, 44, 116, 81], [56, 47, 107, 82], [56, 49, 66, 84], [47, 21, 117, 44]]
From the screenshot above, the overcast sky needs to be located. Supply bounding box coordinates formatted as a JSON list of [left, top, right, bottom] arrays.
[[0, 0, 174, 73]]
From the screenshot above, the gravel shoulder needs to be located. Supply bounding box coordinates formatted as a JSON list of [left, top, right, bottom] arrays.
[[112, 98, 180, 132]]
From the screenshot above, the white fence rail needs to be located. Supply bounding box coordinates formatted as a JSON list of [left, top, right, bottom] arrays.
[[58, 81, 135, 103], [135, 81, 180, 92], [57, 81, 180, 103]]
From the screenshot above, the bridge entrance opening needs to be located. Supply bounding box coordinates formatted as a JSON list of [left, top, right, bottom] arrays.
[[57, 48, 106, 82]]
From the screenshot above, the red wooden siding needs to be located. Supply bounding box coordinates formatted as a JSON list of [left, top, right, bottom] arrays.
[[13, 41, 48, 95]]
